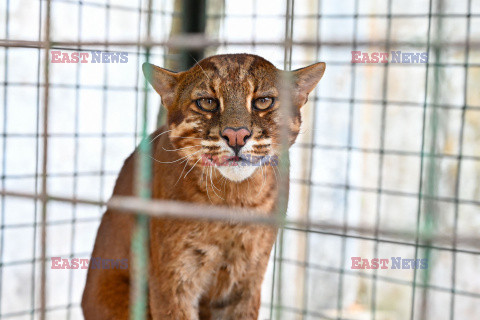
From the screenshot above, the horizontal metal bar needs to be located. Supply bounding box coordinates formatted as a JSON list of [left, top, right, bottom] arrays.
[[1, 304, 80, 319], [1, 217, 99, 230], [0, 252, 91, 268], [0, 171, 117, 180], [292, 179, 480, 207], [2, 37, 480, 50], [107, 198, 480, 249], [314, 96, 480, 112], [293, 143, 480, 162], [0, 190, 105, 206], [108, 195, 280, 225], [0, 44, 170, 56], [0, 132, 134, 138], [1, 189, 480, 250], [208, 13, 480, 19], [285, 226, 480, 256], [0, 81, 147, 91]]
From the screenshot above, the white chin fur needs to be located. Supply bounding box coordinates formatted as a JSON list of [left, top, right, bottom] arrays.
[[216, 165, 257, 182]]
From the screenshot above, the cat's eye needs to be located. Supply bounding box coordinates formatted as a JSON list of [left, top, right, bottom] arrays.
[[253, 97, 275, 111], [195, 98, 219, 112]]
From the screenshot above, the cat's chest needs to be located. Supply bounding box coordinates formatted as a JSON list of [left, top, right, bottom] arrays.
[[198, 182, 277, 213], [209, 224, 276, 274], [203, 224, 277, 300]]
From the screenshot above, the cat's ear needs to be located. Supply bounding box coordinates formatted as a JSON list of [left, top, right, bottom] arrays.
[[142, 62, 179, 107], [292, 62, 326, 107]]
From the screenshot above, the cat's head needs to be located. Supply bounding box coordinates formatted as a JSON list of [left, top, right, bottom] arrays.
[[143, 54, 325, 182]]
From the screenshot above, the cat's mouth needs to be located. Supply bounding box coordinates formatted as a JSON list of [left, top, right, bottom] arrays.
[[203, 154, 266, 167], [222, 155, 264, 166]]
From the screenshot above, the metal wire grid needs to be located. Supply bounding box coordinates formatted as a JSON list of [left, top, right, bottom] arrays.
[[0, 1, 170, 318], [0, 0, 479, 319]]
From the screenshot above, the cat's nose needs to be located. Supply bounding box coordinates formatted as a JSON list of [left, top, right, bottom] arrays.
[[221, 127, 251, 150]]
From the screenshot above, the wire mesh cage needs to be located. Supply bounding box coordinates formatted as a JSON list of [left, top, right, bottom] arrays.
[[1, 0, 480, 319]]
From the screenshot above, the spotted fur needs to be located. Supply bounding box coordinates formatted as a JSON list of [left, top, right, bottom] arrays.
[[82, 54, 325, 320]]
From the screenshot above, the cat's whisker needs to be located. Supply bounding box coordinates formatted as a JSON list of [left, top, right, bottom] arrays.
[[169, 136, 205, 140], [150, 155, 182, 164], [209, 167, 224, 200], [174, 157, 191, 187], [162, 145, 202, 152], [271, 164, 280, 190], [184, 156, 202, 179], [210, 167, 222, 192], [271, 163, 279, 182], [296, 127, 310, 135], [147, 129, 173, 144], [273, 165, 285, 184], [149, 149, 202, 164], [260, 162, 267, 190], [219, 174, 227, 195], [222, 175, 228, 193], [189, 53, 211, 82], [205, 168, 213, 204]]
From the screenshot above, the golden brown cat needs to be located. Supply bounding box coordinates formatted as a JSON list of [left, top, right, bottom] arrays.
[[81, 54, 325, 319]]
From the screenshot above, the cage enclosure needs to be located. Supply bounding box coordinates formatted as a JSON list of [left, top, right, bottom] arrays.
[[0, 0, 480, 319]]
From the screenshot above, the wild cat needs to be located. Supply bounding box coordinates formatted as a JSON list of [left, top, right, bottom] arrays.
[[82, 54, 325, 319]]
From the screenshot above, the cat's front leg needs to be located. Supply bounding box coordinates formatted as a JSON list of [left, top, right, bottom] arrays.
[[228, 288, 262, 320], [210, 284, 262, 320], [148, 252, 212, 320], [208, 273, 264, 320], [148, 277, 201, 320], [148, 231, 219, 320]]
